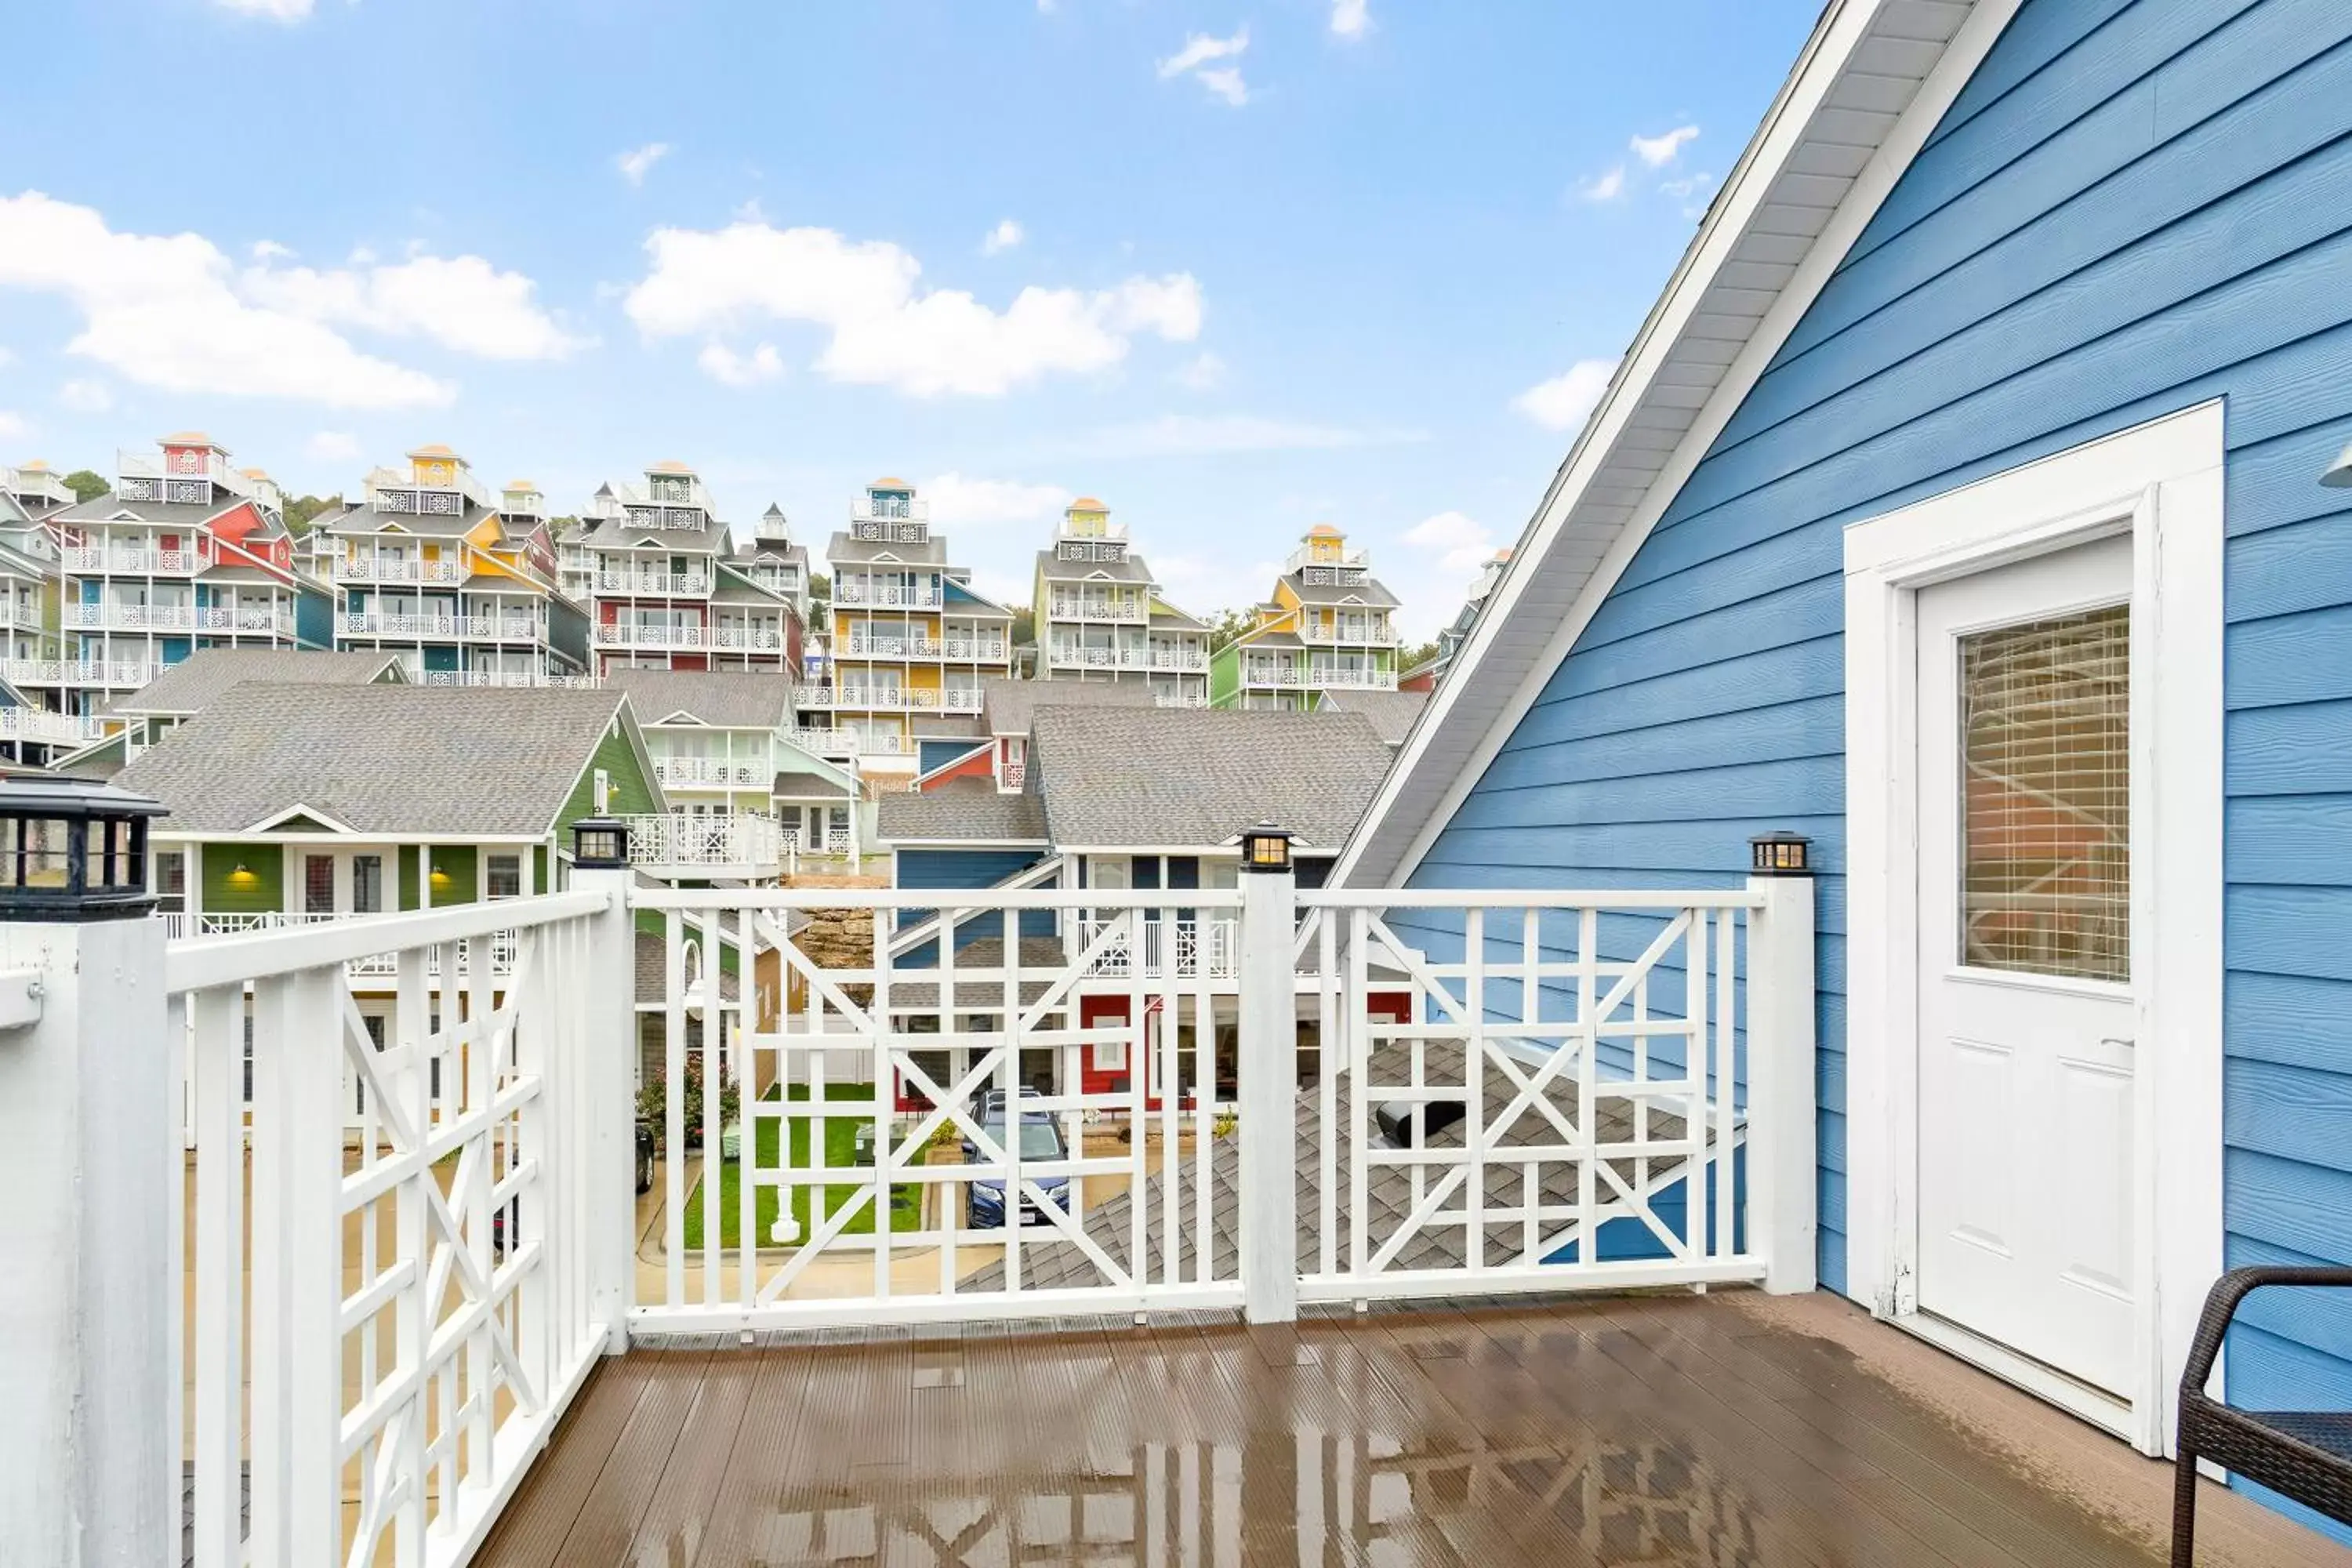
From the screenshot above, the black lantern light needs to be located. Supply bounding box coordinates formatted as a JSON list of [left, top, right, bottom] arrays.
[[0, 775, 168, 921], [1240, 820, 1294, 875], [1749, 830, 1813, 878], [571, 815, 630, 870]]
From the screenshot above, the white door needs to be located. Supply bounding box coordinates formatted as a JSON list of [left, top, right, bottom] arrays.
[[1915, 535, 2137, 1398]]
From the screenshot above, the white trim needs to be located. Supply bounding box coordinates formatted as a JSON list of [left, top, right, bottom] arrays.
[[245, 803, 358, 835], [1842, 401, 2225, 1458], [1334, 0, 2024, 891]]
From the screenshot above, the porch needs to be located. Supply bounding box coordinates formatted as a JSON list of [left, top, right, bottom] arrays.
[[475, 1292, 2341, 1568]]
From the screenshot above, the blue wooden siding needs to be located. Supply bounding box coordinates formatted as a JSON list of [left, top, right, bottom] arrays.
[[1410, 0, 2352, 1479], [895, 846, 1051, 960]]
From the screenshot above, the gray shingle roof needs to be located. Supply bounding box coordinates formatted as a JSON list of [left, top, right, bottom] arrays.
[[877, 786, 1047, 844], [960, 1037, 1697, 1293], [319, 503, 489, 539], [1034, 548, 1154, 585], [979, 674, 1165, 737], [1032, 706, 1392, 848], [117, 684, 630, 835], [634, 931, 742, 1006], [1149, 603, 1209, 633], [56, 495, 238, 529], [107, 648, 405, 718], [1284, 570, 1402, 609], [608, 669, 790, 729], [827, 530, 947, 567], [1320, 688, 1430, 746]]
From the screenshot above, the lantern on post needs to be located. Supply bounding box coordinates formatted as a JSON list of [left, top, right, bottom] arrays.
[[1749, 830, 1814, 878], [1240, 820, 1294, 875], [0, 775, 169, 921], [571, 815, 630, 870]]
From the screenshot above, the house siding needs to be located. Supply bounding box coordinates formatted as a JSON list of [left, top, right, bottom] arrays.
[[200, 844, 281, 915], [554, 720, 659, 840], [1409, 0, 2352, 1491], [895, 845, 1054, 953]]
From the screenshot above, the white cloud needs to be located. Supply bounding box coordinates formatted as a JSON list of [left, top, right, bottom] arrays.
[[1160, 28, 1250, 105], [615, 142, 672, 187], [244, 252, 590, 361], [249, 239, 295, 262], [1577, 166, 1628, 203], [0, 412, 26, 441], [0, 347, 13, 368], [1512, 357, 1619, 432], [1631, 125, 1700, 168], [697, 340, 786, 387], [1330, 0, 1370, 38], [56, 379, 111, 413], [923, 473, 1074, 527], [1661, 171, 1714, 198], [306, 430, 361, 463], [214, 0, 313, 20], [1064, 412, 1417, 459], [982, 219, 1024, 256], [623, 220, 1203, 397], [0, 191, 452, 409], [1174, 350, 1226, 391], [1403, 509, 1495, 577]]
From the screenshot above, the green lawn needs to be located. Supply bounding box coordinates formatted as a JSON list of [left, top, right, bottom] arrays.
[[679, 1083, 923, 1250]]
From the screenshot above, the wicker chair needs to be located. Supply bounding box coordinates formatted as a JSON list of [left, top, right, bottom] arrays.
[[2173, 1266, 2352, 1565]]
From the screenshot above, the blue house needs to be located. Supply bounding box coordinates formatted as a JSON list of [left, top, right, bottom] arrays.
[[1339, 0, 2352, 1535]]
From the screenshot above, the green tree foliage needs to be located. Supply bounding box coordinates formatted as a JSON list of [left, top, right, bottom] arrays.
[[1399, 638, 1441, 673], [62, 470, 107, 503], [1206, 606, 1258, 649], [1008, 604, 1034, 647], [279, 493, 342, 535]]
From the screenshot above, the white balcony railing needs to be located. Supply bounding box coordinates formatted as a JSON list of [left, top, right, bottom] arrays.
[[1154, 691, 1211, 708], [710, 623, 786, 651], [1074, 913, 1240, 980], [414, 668, 601, 689], [621, 811, 783, 873], [1283, 541, 1370, 573], [1047, 643, 1207, 671], [834, 581, 942, 608], [0, 706, 107, 746], [653, 757, 770, 788], [335, 557, 466, 585], [1047, 598, 1149, 623], [1301, 621, 1398, 646], [595, 621, 707, 648], [1305, 665, 1397, 690], [815, 686, 986, 714], [595, 569, 710, 595], [845, 633, 942, 658], [2, 657, 169, 688], [62, 546, 201, 575], [339, 612, 543, 641]]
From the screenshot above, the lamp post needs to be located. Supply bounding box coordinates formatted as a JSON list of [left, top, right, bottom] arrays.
[[0, 775, 174, 1566], [568, 813, 637, 1354], [1236, 819, 1298, 1324], [1745, 830, 1818, 1296], [571, 815, 630, 872]]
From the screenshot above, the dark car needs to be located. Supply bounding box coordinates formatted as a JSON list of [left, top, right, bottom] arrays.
[[962, 1090, 1070, 1229]]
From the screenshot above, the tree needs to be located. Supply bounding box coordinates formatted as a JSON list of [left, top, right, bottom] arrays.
[[1205, 606, 1258, 649], [1008, 604, 1034, 648], [62, 470, 107, 503], [279, 493, 342, 535], [1399, 638, 1441, 673]]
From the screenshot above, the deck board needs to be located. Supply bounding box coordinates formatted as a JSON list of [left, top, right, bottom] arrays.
[[476, 1292, 2352, 1566]]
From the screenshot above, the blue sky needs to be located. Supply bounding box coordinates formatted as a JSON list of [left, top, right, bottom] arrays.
[[0, 0, 1817, 639]]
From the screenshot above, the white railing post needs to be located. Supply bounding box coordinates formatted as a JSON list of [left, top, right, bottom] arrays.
[[575, 856, 640, 1353], [0, 910, 173, 1567], [1746, 834, 1818, 1294], [1236, 827, 1298, 1324]]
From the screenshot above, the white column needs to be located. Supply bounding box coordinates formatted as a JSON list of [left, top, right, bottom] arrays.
[[1237, 859, 1298, 1323], [1745, 871, 1818, 1294], [576, 864, 638, 1353], [0, 914, 174, 1566]]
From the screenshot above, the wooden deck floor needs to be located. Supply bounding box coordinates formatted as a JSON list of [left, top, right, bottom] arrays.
[[477, 1291, 2351, 1567]]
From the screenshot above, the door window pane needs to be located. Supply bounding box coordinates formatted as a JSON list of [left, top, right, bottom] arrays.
[[304, 855, 335, 915], [486, 854, 522, 899], [1958, 604, 2129, 982], [351, 855, 383, 914]]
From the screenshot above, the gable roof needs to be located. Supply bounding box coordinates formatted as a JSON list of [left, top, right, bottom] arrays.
[[116, 684, 635, 836], [1337, 0, 2014, 889], [1320, 688, 1431, 747], [978, 673, 1163, 738], [877, 785, 1049, 846], [607, 668, 789, 730], [1031, 706, 1392, 850], [106, 648, 406, 718]]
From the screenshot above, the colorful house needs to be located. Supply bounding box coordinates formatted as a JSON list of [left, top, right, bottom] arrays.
[[1208, 524, 1401, 710], [1030, 497, 1211, 705], [577, 461, 804, 679], [314, 446, 591, 686], [1335, 0, 2352, 1529], [811, 478, 1014, 771], [1401, 549, 1508, 691], [0, 474, 67, 716], [45, 434, 332, 714]]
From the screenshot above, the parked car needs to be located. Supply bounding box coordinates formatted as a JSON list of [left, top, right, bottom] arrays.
[[963, 1089, 1070, 1229]]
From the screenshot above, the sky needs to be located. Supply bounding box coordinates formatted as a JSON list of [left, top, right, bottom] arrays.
[[0, 0, 1820, 642]]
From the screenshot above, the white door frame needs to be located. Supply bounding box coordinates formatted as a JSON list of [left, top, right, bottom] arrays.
[[1842, 401, 2224, 1457]]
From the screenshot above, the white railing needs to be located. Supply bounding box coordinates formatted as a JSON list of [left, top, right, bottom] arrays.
[[336, 557, 467, 585], [833, 581, 942, 608], [622, 811, 783, 873], [1243, 664, 1308, 687], [66, 603, 194, 630], [1047, 598, 1148, 622], [1047, 643, 1207, 671], [941, 636, 1008, 660], [783, 725, 858, 755], [654, 757, 769, 787], [848, 498, 931, 529], [1001, 760, 1026, 790], [0, 706, 107, 745], [1300, 620, 1396, 645], [416, 668, 600, 689], [198, 607, 297, 635], [1154, 691, 1210, 709], [1283, 541, 1370, 572], [63, 546, 201, 574], [847, 633, 942, 658], [340, 612, 543, 640], [1298, 564, 1370, 587], [174, 891, 617, 1568], [628, 886, 1248, 1334], [595, 569, 710, 595], [595, 620, 707, 648], [14, 658, 170, 688], [1073, 913, 1237, 980], [162, 909, 524, 977], [710, 623, 785, 650]]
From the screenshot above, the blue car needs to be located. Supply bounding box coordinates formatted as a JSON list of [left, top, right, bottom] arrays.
[[964, 1093, 1071, 1229]]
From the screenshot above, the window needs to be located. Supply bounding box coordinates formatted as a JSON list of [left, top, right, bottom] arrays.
[[351, 855, 383, 914], [486, 854, 523, 899], [304, 855, 335, 914], [155, 851, 186, 913]]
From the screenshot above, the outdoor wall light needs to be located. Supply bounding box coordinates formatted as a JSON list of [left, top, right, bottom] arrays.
[[1241, 820, 1294, 874], [1749, 830, 1814, 877], [571, 816, 630, 870], [0, 776, 167, 921], [2323, 440, 2352, 488]]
